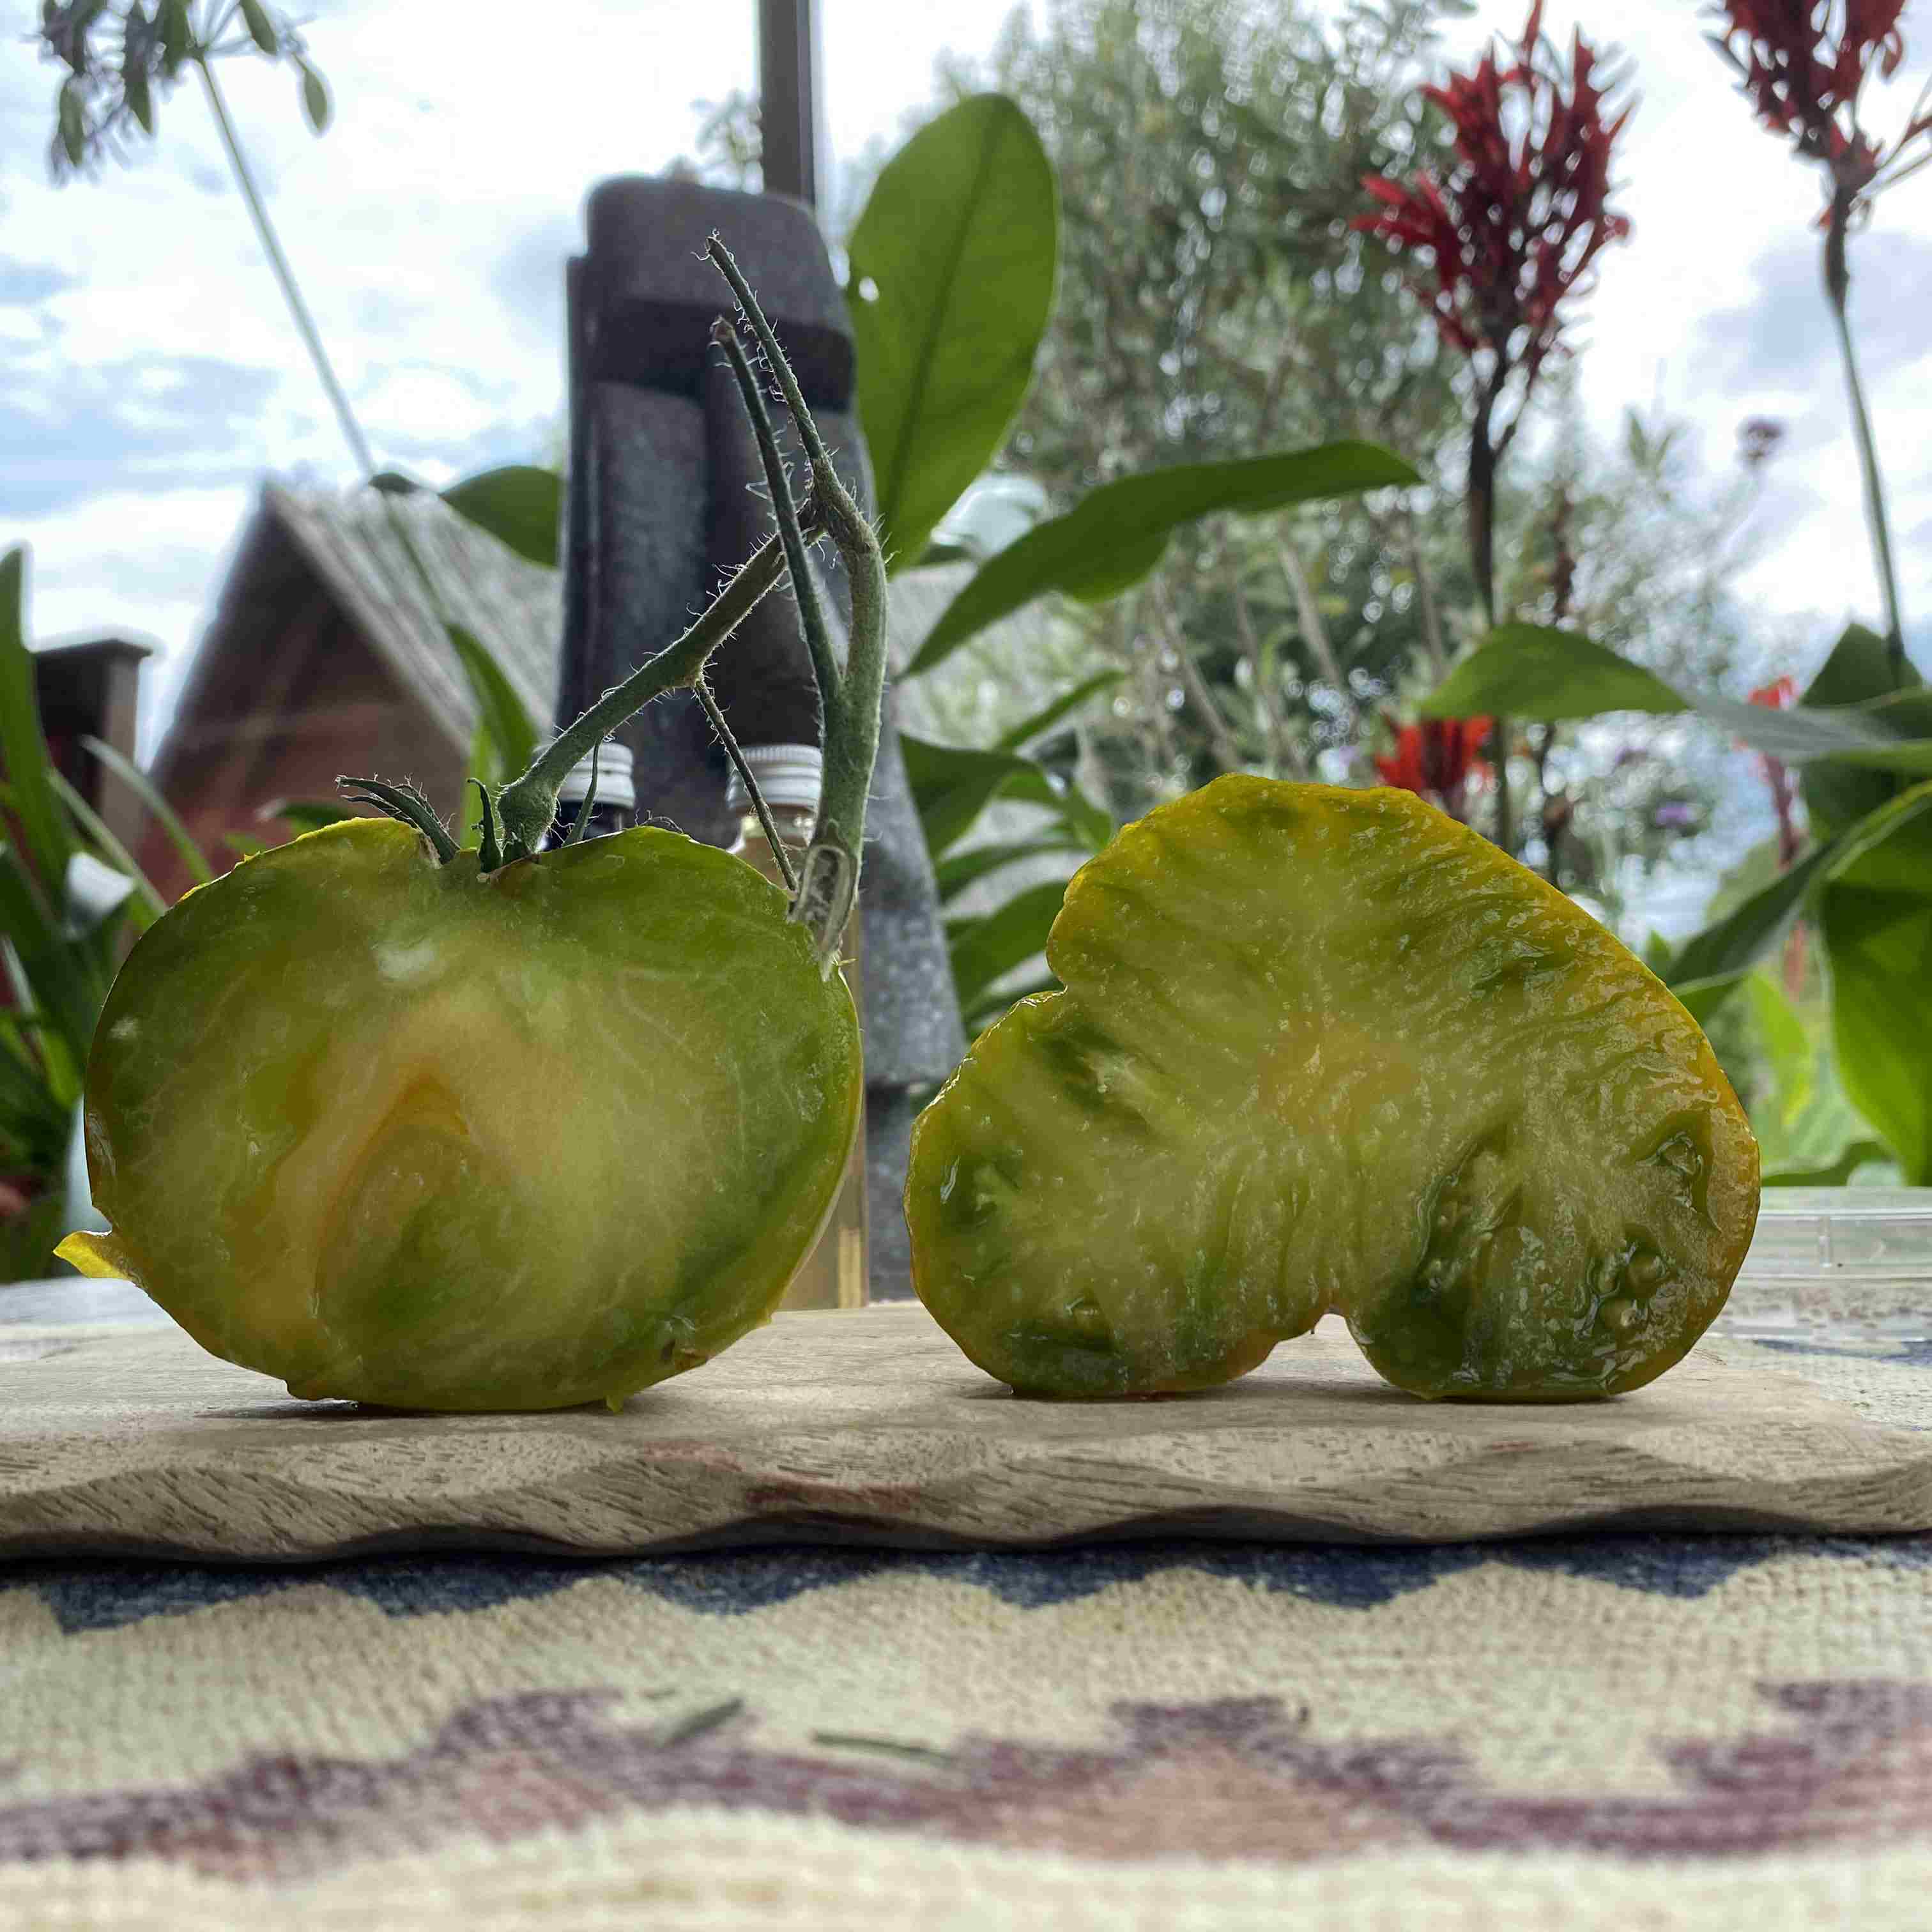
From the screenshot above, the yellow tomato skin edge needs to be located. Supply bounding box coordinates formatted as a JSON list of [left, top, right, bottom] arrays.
[[59, 818, 862, 1413]]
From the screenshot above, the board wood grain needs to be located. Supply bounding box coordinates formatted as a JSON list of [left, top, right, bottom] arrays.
[[0, 1305, 1926, 1560]]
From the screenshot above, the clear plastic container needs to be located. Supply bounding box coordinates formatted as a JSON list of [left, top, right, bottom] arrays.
[[1715, 1188, 1932, 1343]]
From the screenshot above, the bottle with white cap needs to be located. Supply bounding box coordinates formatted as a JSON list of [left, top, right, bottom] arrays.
[[726, 742, 868, 1310], [551, 740, 636, 843]]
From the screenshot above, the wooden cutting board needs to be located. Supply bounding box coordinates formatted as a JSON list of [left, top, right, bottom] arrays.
[[0, 1303, 1926, 1561]]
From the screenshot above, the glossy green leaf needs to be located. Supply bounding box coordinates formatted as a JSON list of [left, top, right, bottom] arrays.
[[1665, 778, 1932, 991], [1666, 843, 1836, 990], [0, 551, 75, 892], [445, 624, 539, 783], [947, 879, 1068, 1010], [901, 733, 1110, 857], [81, 734, 211, 887], [850, 95, 1058, 575], [1819, 801, 1932, 1183], [933, 837, 1086, 903], [992, 669, 1126, 753], [239, 0, 277, 54], [1423, 623, 1932, 775], [1800, 624, 1928, 839], [904, 444, 1418, 678], [440, 466, 561, 569], [299, 59, 330, 135]]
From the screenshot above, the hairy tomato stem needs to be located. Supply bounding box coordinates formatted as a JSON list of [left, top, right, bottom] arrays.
[[492, 528, 800, 860], [706, 236, 888, 970]]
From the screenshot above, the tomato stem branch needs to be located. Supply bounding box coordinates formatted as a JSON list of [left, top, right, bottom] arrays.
[[707, 236, 887, 970], [492, 527, 803, 861], [695, 679, 799, 894]]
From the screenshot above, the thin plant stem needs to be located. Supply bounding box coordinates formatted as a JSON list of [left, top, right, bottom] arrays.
[[195, 55, 373, 476], [709, 318, 844, 712], [1824, 188, 1906, 677], [707, 236, 887, 967], [1468, 367, 1514, 856], [494, 530, 799, 858], [695, 678, 798, 894]]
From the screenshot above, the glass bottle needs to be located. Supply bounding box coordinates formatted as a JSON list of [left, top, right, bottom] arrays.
[[549, 740, 636, 845], [727, 743, 868, 1310]]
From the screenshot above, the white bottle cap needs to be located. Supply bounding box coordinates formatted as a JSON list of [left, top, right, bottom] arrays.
[[726, 742, 822, 813], [556, 739, 636, 811]]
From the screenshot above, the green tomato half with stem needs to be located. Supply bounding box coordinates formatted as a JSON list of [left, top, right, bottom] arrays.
[[59, 818, 862, 1411]]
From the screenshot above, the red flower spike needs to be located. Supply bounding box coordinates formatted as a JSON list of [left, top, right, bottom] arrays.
[[1353, 8, 1632, 401], [1376, 718, 1494, 822], [1710, 1, 1922, 206]]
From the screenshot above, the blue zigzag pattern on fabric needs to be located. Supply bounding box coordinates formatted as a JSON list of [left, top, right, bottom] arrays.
[[19, 1531, 1932, 1635]]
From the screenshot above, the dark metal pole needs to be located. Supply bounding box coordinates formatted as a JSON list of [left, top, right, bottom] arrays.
[[757, 0, 820, 206]]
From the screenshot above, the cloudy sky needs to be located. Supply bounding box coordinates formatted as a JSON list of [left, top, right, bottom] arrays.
[[2, 0, 1928, 795]]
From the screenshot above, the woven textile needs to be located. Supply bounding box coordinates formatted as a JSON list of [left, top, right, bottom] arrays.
[[4, 1522, 1931, 1928]]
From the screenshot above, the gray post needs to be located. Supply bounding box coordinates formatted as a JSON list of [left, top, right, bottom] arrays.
[[558, 178, 965, 1297]]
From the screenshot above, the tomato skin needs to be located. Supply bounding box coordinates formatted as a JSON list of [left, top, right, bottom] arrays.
[[63, 818, 862, 1411], [905, 776, 1758, 1402]]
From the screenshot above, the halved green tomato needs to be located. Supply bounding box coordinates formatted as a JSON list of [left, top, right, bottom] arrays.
[[60, 819, 862, 1411], [906, 778, 1758, 1400]]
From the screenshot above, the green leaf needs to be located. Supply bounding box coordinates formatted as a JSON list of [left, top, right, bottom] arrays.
[[259, 798, 356, 836], [1666, 844, 1836, 990], [440, 466, 560, 569], [849, 94, 1059, 575], [1818, 798, 1932, 1183], [1665, 779, 1932, 991], [57, 79, 85, 166], [80, 734, 211, 887], [947, 879, 1068, 1011], [992, 669, 1126, 753], [933, 837, 1086, 904], [157, 0, 191, 74], [1800, 623, 1926, 839], [0, 847, 98, 1095], [298, 58, 330, 135], [1422, 624, 1932, 776], [49, 769, 164, 927], [445, 624, 539, 783], [239, 0, 278, 55], [1667, 970, 1752, 1025], [0, 550, 74, 891], [904, 444, 1419, 679], [124, 61, 154, 135], [901, 733, 1109, 857], [1764, 1142, 1892, 1187]]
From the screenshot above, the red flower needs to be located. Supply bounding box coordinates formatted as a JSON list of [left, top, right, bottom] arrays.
[[1748, 675, 1802, 867], [1376, 717, 1493, 820], [1710, 1, 1927, 203], [1354, 6, 1632, 394]]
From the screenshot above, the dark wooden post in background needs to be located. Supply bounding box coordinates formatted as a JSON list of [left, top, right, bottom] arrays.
[[757, 0, 823, 206]]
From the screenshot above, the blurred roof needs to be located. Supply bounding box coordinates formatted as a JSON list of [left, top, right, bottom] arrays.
[[265, 482, 558, 755]]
